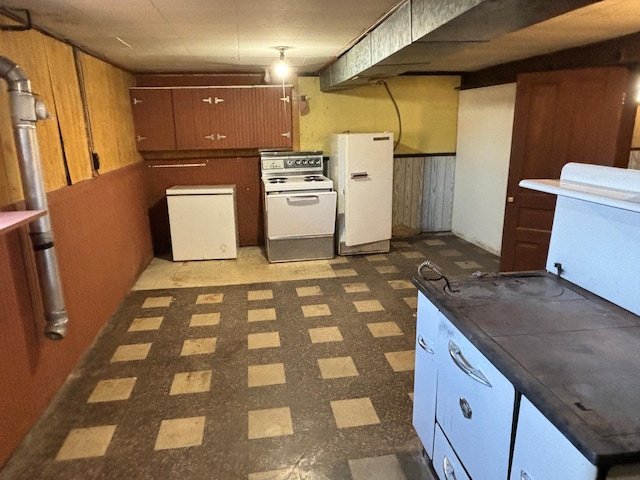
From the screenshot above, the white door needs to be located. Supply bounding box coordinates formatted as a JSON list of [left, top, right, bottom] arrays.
[[266, 191, 337, 239], [343, 133, 393, 246]]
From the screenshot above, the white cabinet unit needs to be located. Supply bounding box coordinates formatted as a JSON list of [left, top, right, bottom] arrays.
[[167, 185, 238, 261], [510, 396, 598, 480], [436, 314, 515, 480], [433, 424, 471, 480], [412, 294, 440, 459]]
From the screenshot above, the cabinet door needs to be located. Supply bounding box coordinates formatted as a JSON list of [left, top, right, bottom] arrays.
[[510, 396, 597, 480], [130, 89, 176, 151], [173, 87, 253, 150], [412, 292, 439, 459], [436, 316, 515, 480], [252, 87, 292, 148], [433, 424, 471, 480]]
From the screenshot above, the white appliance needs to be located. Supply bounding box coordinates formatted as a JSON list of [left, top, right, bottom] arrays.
[[260, 151, 336, 263], [166, 185, 238, 261], [329, 132, 394, 255]]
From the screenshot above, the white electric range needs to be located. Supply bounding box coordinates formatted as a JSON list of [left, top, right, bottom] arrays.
[[260, 151, 336, 263]]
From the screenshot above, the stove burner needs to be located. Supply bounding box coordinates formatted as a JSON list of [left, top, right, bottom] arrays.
[[304, 175, 325, 182], [268, 177, 287, 184]]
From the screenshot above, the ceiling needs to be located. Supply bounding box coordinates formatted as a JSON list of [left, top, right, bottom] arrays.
[[1, 0, 640, 77]]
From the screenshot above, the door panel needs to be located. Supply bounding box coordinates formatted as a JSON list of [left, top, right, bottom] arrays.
[[252, 87, 292, 148], [130, 89, 176, 151], [500, 67, 636, 272]]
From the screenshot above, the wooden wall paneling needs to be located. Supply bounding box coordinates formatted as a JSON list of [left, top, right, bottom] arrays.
[[130, 89, 176, 151], [172, 87, 212, 150], [212, 87, 254, 148], [80, 53, 141, 174], [0, 23, 68, 197], [392, 156, 424, 236], [42, 37, 93, 184], [422, 156, 455, 232], [252, 87, 293, 149], [146, 157, 263, 253]]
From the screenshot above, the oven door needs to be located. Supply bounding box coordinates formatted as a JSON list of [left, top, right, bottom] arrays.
[[266, 191, 337, 239]]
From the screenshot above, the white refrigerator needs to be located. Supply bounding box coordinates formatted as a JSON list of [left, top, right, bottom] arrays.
[[329, 133, 394, 255]]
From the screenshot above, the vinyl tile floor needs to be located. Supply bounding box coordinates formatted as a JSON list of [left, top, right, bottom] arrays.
[[0, 234, 499, 480]]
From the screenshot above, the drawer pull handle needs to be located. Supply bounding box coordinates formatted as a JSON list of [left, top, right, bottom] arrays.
[[443, 456, 458, 480], [520, 470, 532, 480], [448, 340, 492, 387], [459, 397, 472, 419], [418, 335, 434, 354]]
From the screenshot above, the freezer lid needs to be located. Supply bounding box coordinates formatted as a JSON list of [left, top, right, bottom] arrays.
[[166, 185, 235, 195]]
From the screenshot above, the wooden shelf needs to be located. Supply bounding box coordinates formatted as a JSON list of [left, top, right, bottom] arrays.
[[0, 210, 46, 235]]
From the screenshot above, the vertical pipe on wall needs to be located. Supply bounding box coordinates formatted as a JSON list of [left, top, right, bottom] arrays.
[[0, 55, 69, 340]]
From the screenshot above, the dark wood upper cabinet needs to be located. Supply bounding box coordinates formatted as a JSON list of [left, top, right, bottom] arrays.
[[130, 89, 176, 151], [499, 67, 637, 272], [131, 85, 293, 152]]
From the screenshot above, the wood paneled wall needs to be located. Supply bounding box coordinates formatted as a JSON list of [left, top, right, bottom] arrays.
[[145, 157, 263, 253], [422, 156, 456, 233], [0, 164, 153, 467], [392, 156, 424, 236]]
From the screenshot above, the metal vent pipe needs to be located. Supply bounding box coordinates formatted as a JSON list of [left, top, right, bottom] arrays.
[[0, 56, 68, 340]]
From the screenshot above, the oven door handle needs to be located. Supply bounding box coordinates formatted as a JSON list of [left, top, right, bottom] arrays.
[[286, 195, 320, 204], [448, 340, 492, 387]]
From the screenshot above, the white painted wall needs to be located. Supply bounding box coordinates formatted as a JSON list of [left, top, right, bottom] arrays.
[[451, 83, 517, 255]]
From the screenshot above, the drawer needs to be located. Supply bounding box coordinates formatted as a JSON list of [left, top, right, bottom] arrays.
[[433, 423, 471, 480], [436, 316, 515, 480], [510, 396, 598, 480], [413, 293, 439, 459]]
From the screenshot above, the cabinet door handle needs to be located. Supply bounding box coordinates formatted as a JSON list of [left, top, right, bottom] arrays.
[[448, 340, 492, 387], [280, 95, 290, 103], [202, 97, 212, 104], [443, 456, 458, 480], [217, 134, 227, 140], [418, 335, 434, 354], [351, 171, 369, 179], [136, 135, 146, 142], [204, 134, 216, 140], [214, 96, 224, 104], [133, 97, 142, 105], [281, 131, 291, 138], [520, 470, 532, 480]]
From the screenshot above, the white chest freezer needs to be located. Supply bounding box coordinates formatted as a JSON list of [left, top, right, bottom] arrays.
[[166, 185, 238, 261]]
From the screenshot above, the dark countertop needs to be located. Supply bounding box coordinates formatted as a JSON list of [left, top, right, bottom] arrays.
[[413, 271, 640, 468]]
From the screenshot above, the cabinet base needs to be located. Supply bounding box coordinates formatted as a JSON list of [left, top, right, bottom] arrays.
[[266, 235, 334, 263]]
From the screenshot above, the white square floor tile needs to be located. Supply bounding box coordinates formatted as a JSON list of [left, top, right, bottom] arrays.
[[342, 282, 370, 293], [334, 268, 358, 277], [330, 398, 380, 429], [387, 280, 414, 290], [248, 289, 273, 301], [348, 454, 407, 480], [391, 241, 411, 248], [318, 357, 359, 379], [248, 332, 281, 350], [353, 300, 384, 313], [248, 308, 277, 322], [110, 343, 151, 363], [196, 293, 224, 304], [309, 326, 343, 344], [154, 416, 205, 450], [249, 468, 301, 480], [365, 254, 387, 262], [248, 363, 286, 387], [296, 286, 322, 297], [455, 260, 483, 269], [301, 304, 331, 317], [403, 297, 418, 309], [248, 407, 293, 439], [128, 316, 163, 332], [180, 337, 216, 356], [142, 296, 172, 309], [375, 265, 399, 274], [88, 377, 136, 403], [401, 251, 424, 259], [328, 256, 349, 264], [408, 392, 414, 402], [367, 322, 403, 338], [56, 425, 117, 460], [170, 370, 212, 395], [385, 350, 415, 372], [189, 312, 220, 327], [424, 239, 446, 246], [440, 249, 463, 257]]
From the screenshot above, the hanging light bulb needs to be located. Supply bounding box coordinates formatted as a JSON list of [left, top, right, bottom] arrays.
[[274, 46, 290, 79]]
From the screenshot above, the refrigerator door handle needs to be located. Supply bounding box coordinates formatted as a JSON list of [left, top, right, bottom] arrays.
[[350, 171, 369, 179]]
